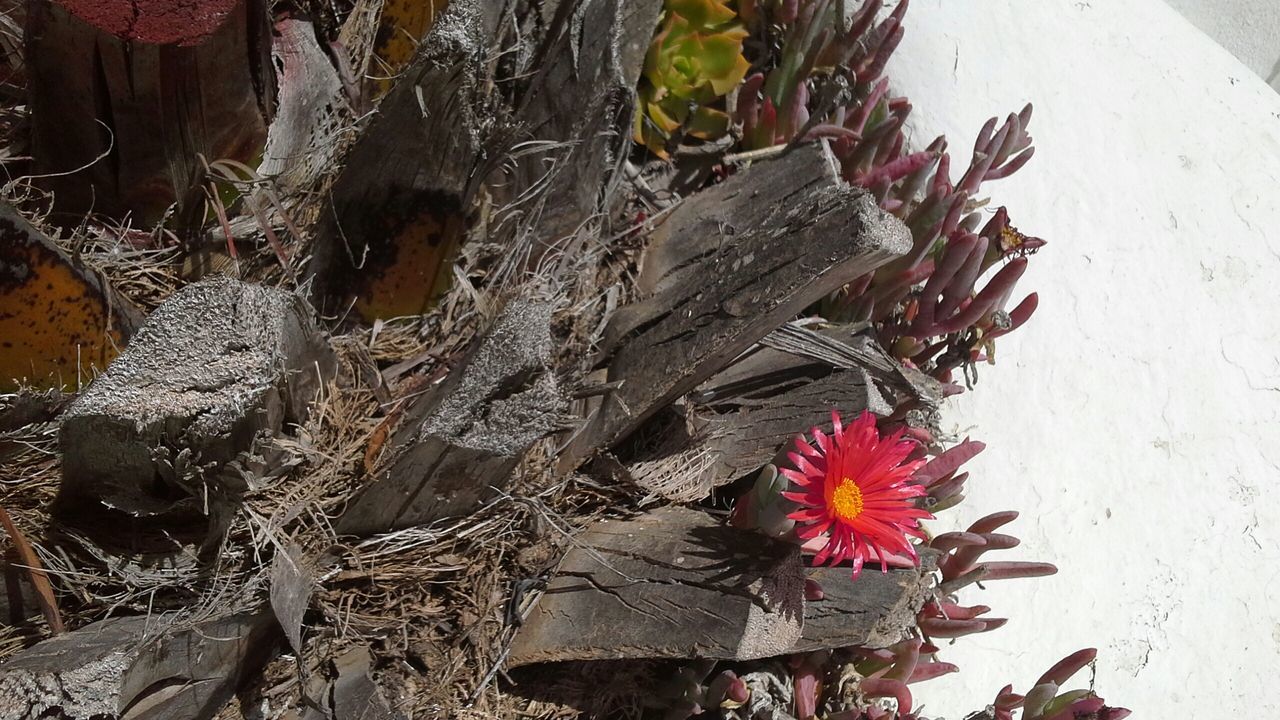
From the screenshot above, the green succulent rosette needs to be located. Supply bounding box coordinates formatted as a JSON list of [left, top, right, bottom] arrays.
[[635, 0, 750, 156]]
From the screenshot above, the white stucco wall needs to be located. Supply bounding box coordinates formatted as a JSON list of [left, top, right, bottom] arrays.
[[1162, 0, 1280, 91], [887, 1, 1280, 717]]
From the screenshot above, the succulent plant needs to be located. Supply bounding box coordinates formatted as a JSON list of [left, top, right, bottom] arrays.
[[909, 437, 986, 514], [726, 1, 1043, 385], [730, 463, 797, 538], [981, 649, 1131, 720], [916, 511, 1058, 640], [653, 660, 751, 719], [636, 0, 751, 156]]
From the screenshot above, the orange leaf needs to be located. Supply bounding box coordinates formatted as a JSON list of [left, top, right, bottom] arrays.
[[0, 206, 142, 391], [367, 0, 451, 100]]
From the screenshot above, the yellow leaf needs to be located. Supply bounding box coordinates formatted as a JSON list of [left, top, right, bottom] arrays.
[[367, 0, 451, 100], [0, 209, 141, 391]]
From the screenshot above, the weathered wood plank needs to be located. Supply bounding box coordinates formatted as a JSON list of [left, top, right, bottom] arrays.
[[58, 277, 335, 516], [795, 552, 938, 653], [337, 299, 567, 535], [561, 142, 911, 473], [0, 609, 277, 719], [507, 506, 805, 667]]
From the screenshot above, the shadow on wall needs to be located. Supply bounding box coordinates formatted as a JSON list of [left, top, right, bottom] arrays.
[[1162, 0, 1280, 92]]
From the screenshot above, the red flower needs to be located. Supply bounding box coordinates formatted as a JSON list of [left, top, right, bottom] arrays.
[[782, 410, 933, 578]]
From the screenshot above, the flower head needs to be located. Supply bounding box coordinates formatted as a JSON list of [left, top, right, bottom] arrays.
[[782, 410, 932, 578]]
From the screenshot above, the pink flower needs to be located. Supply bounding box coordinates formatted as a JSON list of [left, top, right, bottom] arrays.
[[782, 410, 933, 578]]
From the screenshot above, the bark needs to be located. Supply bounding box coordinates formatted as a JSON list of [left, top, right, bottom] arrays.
[[509, 506, 935, 666], [337, 298, 567, 535], [795, 552, 938, 652], [58, 277, 335, 517], [0, 609, 277, 719], [508, 506, 805, 666], [497, 0, 663, 256], [623, 325, 943, 501], [330, 647, 404, 720], [24, 0, 272, 226], [560, 142, 912, 474], [309, 0, 662, 318]]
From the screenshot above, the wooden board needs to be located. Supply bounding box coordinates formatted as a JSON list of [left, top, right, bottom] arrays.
[[337, 299, 566, 535], [561, 142, 912, 472]]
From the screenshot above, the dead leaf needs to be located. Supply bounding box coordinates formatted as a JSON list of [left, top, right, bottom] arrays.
[[0, 205, 142, 391], [270, 541, 315, 655], [0, 505, 64, 634]]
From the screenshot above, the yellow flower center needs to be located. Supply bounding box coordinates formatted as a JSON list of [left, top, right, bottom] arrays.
[[831, 477, 864, 521]]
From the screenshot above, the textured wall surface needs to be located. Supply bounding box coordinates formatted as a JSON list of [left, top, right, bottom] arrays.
[[888, 1, 1280, 717], [1163, 0, 1280, 91]]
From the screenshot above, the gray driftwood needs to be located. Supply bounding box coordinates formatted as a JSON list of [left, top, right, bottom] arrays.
[[509, 506, 936, 666], [625, 325, 943, 501], [560, 142, 911, 473], [795, 553, 938, 653], [338, 299, 567, 535], [508, 506, 806, 666], [0, 610, 276, 719], [59, 276, 335, 516]]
